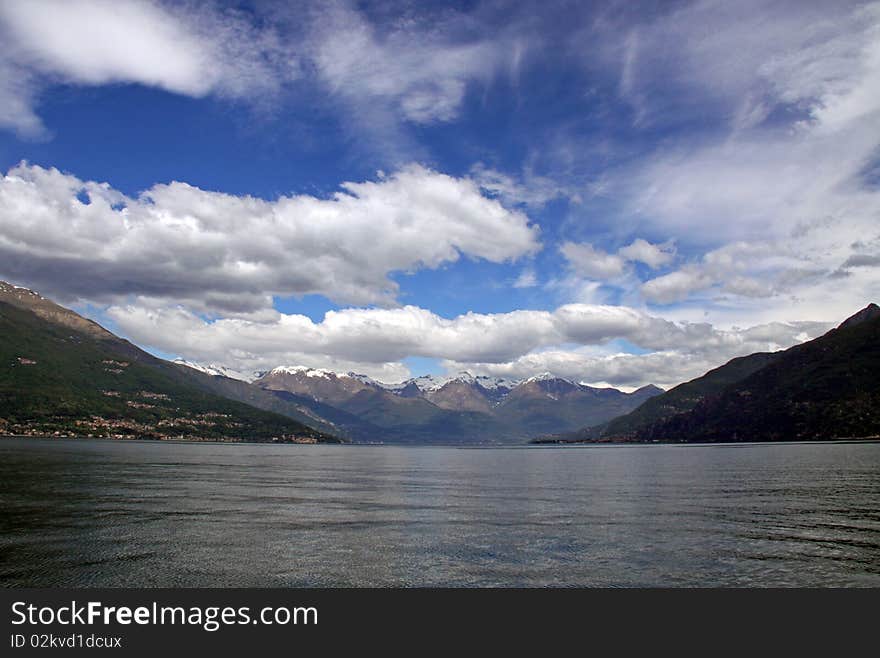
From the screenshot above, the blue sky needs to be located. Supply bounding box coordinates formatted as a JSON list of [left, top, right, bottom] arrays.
[[0, 0, 878, 387]]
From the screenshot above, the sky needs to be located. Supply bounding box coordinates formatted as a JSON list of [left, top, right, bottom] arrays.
[[0, 0, 878, 388]]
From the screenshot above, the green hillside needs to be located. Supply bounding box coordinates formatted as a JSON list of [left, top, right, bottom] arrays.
[[0, 298, 340, 443]]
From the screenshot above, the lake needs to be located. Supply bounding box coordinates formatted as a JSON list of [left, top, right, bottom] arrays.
[[1, 437, 878, 587]]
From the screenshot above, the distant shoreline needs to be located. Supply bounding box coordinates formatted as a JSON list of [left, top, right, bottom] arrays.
[[530, 435, 880, 446], [2, 433, 880, 449], [0, 433, 335, 446]]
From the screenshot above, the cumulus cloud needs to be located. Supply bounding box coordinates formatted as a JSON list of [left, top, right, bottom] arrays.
[[105, 300, 832, 386], [560, 242, 625, 279], [641, 241, 828, 304], [0, 162, 539, 309], [618, 238, 675, 268], [641, 268, 714, 304], [445, 349, 719, 390], [0, 0, 292, 137], [561, 238, 676, 283], [446, 309, 834, 388]]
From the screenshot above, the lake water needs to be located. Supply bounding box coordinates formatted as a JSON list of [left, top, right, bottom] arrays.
[[1, 437, 878, 587]]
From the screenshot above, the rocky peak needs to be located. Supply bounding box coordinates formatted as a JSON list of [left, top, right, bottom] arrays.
[[838, 303, 880, 330]]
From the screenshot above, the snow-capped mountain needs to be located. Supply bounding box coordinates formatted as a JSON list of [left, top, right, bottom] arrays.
[[523, 371, 575, 385], [172, 359, 255, 383], [254, 366, 382, 406], [385, 371, 518, 393], [242, 364, 663, 442]]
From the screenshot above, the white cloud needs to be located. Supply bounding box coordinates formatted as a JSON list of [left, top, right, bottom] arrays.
[[105, 299, 832, 386], [470, 163, 576, 208], [618, 238, 675, 269], [560, 242, 625, 279], [513, 268, 538, 288], [640, 240, 838, 305], [0, 0, 292, 137], [578, 1, 880, 319], [309, 2, 506, 125], [445, 349, 717, 390], [2, 0, 215, 94], [0, 0, 527, 157], [0, 162, 539, 309], [641, 268, 714, 304], [607, 0, 876, 131], [560, 238, 677, 286], [0, 60, 43, 138]]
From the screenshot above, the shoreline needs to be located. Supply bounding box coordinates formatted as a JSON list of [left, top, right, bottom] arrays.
[[0, 433, 341, 447], [3, 433, 880, 449]]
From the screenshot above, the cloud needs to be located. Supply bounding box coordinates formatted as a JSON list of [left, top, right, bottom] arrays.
[[0, 0, 526, 161], [308, 2, 508, 125], [641, 269, 714, 304], [470, 163, 576, 208], [842, 254, 880, 268], [2, 0, 216, 94], [445, 349, 719, 390], [106, 299, 832, 386], [0, 0, 292, 137], [574, 1, 880, 318], [0, 59, 43, 138], [640, 241, 830, 305], [618, 238, 675, 268], [605, 0, 876, 131], [560, 238, 676, 284], [0, 162, 540, 309], [560, 242, 625, 279], [513, 268, 538, 288]]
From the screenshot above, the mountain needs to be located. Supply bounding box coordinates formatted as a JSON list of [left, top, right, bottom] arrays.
[[254, 366, 470, 442], [252, 366, 662, 443], [592, 352, 779, 439], [171, 358, 255, 382], [0, 281, 662, 444], [501, 376, 665, 437], [0, 282, 342, 443], [550, 303, 880, 443]]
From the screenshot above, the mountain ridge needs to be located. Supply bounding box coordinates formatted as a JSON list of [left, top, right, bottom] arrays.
[[252, 364, 663, 443]]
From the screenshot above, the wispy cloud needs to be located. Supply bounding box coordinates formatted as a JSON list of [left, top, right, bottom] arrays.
[[572, 0, 880, 321], [308, 2, 503, 125]]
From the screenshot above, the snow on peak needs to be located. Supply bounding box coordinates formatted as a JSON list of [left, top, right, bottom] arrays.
[[386, 371, 518, 392], [388, 373, 448, 391], [269, 365, 334, 379], [408, 372, 475, 391], [173, 359, 252, 382], [471, 374, 519, 390], [523, 371, 574, 385], [0, 281, 43, 299], [266, 366, 381, 386], [344, 371, 381, 386], [252, 364, 598, 393]]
